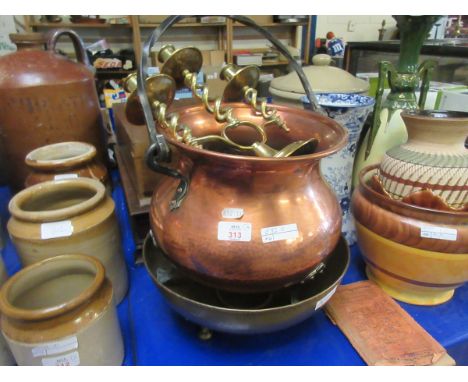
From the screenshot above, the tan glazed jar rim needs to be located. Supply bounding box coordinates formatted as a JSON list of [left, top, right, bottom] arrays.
[[0, 254, 105, 321], [25, 141, 97, 171], [9, 178, 106, 222]]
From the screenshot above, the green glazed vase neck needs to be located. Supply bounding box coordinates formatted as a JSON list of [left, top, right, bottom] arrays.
[[394, 15, 440, 73]]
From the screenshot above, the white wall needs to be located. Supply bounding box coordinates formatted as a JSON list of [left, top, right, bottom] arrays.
[[315, 15, 397, 42]]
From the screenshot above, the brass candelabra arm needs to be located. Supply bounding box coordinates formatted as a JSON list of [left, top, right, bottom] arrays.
[[152, 101, 201, 148], [220, 64, 289, 131], [243, 87, 289, 131], [123, 73, 200, 148], [182, 70, 235, 123]]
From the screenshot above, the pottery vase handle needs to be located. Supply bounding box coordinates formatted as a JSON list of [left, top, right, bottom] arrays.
[[46, 29, 90, 67], [417, 60, 437, 110]]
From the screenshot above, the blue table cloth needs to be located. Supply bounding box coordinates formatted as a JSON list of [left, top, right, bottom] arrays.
[[1, 172, 467, 366]]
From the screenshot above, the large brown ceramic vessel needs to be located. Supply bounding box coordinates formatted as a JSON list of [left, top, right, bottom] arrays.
[[25, 141, 109, 189], [150, 104, 347, 293], [352, 165, 468, 305], [7, 178, 128, 303], [0, 255, 124, 366], [0, 30, 105, 190]]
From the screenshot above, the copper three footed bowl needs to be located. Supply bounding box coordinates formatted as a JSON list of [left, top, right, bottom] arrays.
[[149, 103, 348, 293]]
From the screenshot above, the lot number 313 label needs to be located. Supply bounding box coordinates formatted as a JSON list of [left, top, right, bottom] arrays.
[[217, 222, 252, 242]]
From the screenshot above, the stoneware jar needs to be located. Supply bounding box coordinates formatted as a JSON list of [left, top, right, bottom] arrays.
[[269, 54, 369, 107], [24, 141, 109, 190], [0, 254, 124, 366], [0, 256, 15, 365], [352, 165, 468, 306], [379, 110, 468, 210], [7, 178, 128, 304], [302, 93, 375, 245]]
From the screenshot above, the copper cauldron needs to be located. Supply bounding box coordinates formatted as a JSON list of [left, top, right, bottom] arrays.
[[138, 16, 346, 294], [149, 103, 347, 293]]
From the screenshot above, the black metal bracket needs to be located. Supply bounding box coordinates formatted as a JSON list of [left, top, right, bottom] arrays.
[[145, 142, 189, 210]]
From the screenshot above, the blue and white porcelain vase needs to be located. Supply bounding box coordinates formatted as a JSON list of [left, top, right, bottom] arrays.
[[303, 93, 375, 245]]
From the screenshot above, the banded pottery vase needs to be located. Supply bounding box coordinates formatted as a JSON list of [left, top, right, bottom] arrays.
[[24, 141, 109, 190], [379, 110, 468, 210], [0, 255, 124, 366]]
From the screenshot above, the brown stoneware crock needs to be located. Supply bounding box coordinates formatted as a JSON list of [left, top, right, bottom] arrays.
[[0, 256, 15, 365], [0, 30, 106, 190], [0, 254, 124, 365], [7, 178, 128, 304], [24, 141, 109, 189]]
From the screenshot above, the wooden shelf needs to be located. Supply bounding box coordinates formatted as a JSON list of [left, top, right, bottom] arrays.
[[260, 61, 290, 66], [138, 23, 226, 28], [29, 22, 131, 28], [25, 16, 314, 67], [233, 22, 308, 27]]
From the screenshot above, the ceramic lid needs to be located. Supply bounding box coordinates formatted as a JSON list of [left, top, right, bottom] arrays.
[[269, 54, 370, 100]]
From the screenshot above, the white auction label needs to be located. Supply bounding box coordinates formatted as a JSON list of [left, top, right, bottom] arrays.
[[54, 173, 78, 180], [420, 226, 457, 241], [261, 223, 299, 243], [32, 336, 78, 358], [315, 286, 338, 310], [217, 221, 252, 242], [40, 220, 74, 240], [221, 208, 244, 219], [41, 351, 80, 366]]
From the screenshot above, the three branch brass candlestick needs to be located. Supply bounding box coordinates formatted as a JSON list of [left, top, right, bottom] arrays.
[[124, 45, 318, 158], [158, 44, 236, 124]]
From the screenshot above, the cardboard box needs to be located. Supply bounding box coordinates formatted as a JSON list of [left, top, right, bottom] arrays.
[[200, 16, 226, 24], [201, 50, 225, 67], [437, 90, 468, 112], [244, 15, 274, 25], [434, 85, 468, 113], [203, 65, 226, 100], [234, 54, 263, 66], [138, 16, 168, 24], [113, 103, 162, 198]]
